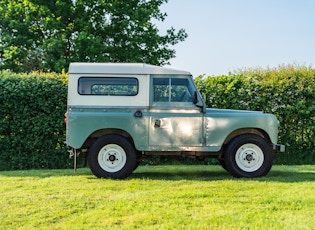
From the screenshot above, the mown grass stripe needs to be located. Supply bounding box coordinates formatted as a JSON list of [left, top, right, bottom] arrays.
[[0, 165, 314, 229]]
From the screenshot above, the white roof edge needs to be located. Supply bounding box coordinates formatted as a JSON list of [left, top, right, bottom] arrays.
[[68, 62, 191, 75]]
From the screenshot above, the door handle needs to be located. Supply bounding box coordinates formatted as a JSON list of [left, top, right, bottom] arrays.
[[154, 119, 161, 128]]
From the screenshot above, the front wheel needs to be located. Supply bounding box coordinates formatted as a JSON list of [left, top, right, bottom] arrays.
[[224, 134, 274, 178], [88, 134, 137, 179]]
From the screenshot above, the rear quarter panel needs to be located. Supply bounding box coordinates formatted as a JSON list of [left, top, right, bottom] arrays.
[[66, 108, 149, 149]]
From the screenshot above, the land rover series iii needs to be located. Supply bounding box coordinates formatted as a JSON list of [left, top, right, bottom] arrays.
[[65, 62, 285, 179]]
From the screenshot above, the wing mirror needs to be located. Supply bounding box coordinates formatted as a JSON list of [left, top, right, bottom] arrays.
[[193, 91, 198, 104]]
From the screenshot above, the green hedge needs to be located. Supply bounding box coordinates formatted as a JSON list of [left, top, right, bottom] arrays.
[[0, 71, 72, 170], [0, 65, 314, 170], [195, 65, 315, 164]]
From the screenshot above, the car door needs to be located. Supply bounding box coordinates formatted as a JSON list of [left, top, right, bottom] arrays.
[[149, 76, 204, 148]]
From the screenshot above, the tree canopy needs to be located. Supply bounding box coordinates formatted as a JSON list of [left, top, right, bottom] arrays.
[[0, 0, 187, 73]]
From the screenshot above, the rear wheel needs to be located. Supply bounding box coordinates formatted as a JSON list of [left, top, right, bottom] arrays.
[[88, 134, 137, 179], [224, 134, 274, 178]]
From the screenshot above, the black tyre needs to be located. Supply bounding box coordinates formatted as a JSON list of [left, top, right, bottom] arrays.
[[88, 134, 137, 179], [224, 134, 274, 178], [218, 159, 227, 171]]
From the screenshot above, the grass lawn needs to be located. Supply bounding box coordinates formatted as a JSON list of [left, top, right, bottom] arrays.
[[0, 165, 314, 229]]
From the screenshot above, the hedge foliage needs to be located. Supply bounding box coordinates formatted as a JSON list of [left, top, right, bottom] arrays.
[[195, 65, 315, 164], [0, 65, 314, 170], [0, 71, 71, 170]]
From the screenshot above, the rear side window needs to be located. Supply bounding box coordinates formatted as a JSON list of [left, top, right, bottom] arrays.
[[78, 77, 138, 96]]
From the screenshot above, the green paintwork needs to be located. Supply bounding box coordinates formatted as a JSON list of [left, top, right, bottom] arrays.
[[204, 108, 279, 151], [66, 106, 280, 152], [66, 107, 149, 149]]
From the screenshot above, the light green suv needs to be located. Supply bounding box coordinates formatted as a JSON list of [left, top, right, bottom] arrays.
[[65, 62, 285, 179]]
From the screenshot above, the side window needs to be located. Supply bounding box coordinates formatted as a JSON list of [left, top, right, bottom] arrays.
[[153, 77, 193, 103], [78, 77, 138, 96], [171, 78, 193, 102], [153, 78, 170, 102]]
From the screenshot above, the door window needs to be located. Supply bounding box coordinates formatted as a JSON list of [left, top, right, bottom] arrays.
[[153, 78, 194, 103]]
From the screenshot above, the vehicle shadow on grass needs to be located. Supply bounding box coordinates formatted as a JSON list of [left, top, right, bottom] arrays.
[[130, 165, 315, 182], [0, 168, 92, 178], [131, 169, 230, 181], [0, 165, 314, 182], [266, 167, 315, 183]]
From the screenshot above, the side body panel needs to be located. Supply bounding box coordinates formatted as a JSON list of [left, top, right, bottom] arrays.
[[149, 109, 204, 148], [66, 68, 150, 149], [205, 108, 279, 151], [67, 107, 280, 152], [66, 107, 149, 149]]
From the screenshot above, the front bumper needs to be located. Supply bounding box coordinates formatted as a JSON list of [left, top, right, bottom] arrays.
[[273, 144, 285, 152]]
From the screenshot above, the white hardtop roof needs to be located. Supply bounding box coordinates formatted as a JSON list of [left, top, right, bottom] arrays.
[[68, 62, 191, 75]]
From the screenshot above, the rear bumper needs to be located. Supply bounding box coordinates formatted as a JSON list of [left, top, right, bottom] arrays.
[[273, 144, 285, 152]]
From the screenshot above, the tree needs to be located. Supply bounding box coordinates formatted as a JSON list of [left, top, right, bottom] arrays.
[[0, 0, 187, 73]]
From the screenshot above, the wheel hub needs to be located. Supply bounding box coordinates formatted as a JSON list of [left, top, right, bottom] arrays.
[[108, 154, 117, 162], [245, 152, 254, 162], [235, 144, 264, 172], [98, 144, 127, 172]]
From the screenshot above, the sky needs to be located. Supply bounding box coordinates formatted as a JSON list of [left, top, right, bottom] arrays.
[[157, 0, 315, 77]]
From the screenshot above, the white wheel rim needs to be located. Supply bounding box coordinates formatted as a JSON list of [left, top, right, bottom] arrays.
[[235, 143, 264, 172], [98, 144, 127, 173]]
